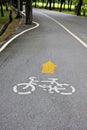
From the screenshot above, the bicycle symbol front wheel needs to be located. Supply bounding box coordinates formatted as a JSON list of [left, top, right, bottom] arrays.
[[13, 83, 35, 95]]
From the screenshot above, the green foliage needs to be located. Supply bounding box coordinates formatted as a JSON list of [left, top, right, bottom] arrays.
[[72, 0, 78, 5], [83, 0, 87, 3]]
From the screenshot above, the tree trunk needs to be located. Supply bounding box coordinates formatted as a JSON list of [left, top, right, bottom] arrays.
[[76, 0, 82, 15], [0, 1, 4, 16], [9, 10, 12, 22], [17, 0, 20, 11], [53, 0, 55, 9], [45, 0, 49, 8], [26, 0, 32, 24], [49, 0, 52, 10], [42, 0, 44, 8], [6, 2, 8, 11], [34, 0, 37, 7], [20, 0, 23, 11], [59, 0, 65, 12]]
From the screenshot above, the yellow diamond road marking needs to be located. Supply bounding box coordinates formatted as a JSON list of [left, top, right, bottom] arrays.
[[42, 61, 56, 74]]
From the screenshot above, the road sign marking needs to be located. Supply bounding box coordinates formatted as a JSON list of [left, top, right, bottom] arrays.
[[41, 61, 56, 74], [13, 77, 75, 96]]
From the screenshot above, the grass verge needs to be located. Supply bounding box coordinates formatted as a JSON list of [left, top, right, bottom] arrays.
[[0, 7, 21, 42], [0, 19, 21, 42]]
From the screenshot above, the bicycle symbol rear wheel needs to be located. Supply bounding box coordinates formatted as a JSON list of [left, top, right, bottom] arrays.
[[13, 83, 36, 95]]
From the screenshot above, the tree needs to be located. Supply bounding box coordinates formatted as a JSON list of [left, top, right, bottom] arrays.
[[59, 0, 65, 12], [49, 0, 52, 10], [4, 0, 8, 11], [11, 0, 18, 8], [42, 0, 45, 8], [45, 0, 52, 10], [20, 0, 23, 11], [76, 0, 83, 15], [68, 0, 72, 10], [26, 0, 32, 24], [0, 0, 4, 16], [53, 0, 55, 9]]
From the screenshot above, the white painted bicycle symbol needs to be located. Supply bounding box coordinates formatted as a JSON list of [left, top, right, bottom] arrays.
[[13, 77, 75, 95]]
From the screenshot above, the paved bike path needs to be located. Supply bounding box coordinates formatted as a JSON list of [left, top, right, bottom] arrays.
[[0, 9, 87, 130]]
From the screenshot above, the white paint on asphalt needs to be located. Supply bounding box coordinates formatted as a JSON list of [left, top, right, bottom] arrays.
[[0, 21, 39, 53], [13, 77, 75, 95], [40, 12, 87, 49]]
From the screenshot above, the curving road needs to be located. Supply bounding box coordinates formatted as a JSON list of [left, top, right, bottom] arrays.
[[0, 8, 87, 130]]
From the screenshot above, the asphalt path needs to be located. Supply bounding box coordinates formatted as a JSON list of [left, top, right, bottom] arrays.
[[0, 8, 87, 130]]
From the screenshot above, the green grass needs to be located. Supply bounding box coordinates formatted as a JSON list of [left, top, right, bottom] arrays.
[[0, 6, 17, 28], [0, 6, 21, 42], [0, 7, 9, 25]]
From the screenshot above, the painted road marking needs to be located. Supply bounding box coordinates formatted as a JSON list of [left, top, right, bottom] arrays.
[[39, 12, 87, 49], [13, 77, 75, 95], [42, 61, 56, 74], [0, 21, 39, 53], [0, 9, 39, 53]]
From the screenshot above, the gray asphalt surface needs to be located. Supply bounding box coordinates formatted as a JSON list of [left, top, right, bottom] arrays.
[[0, 8, 87, 130]]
